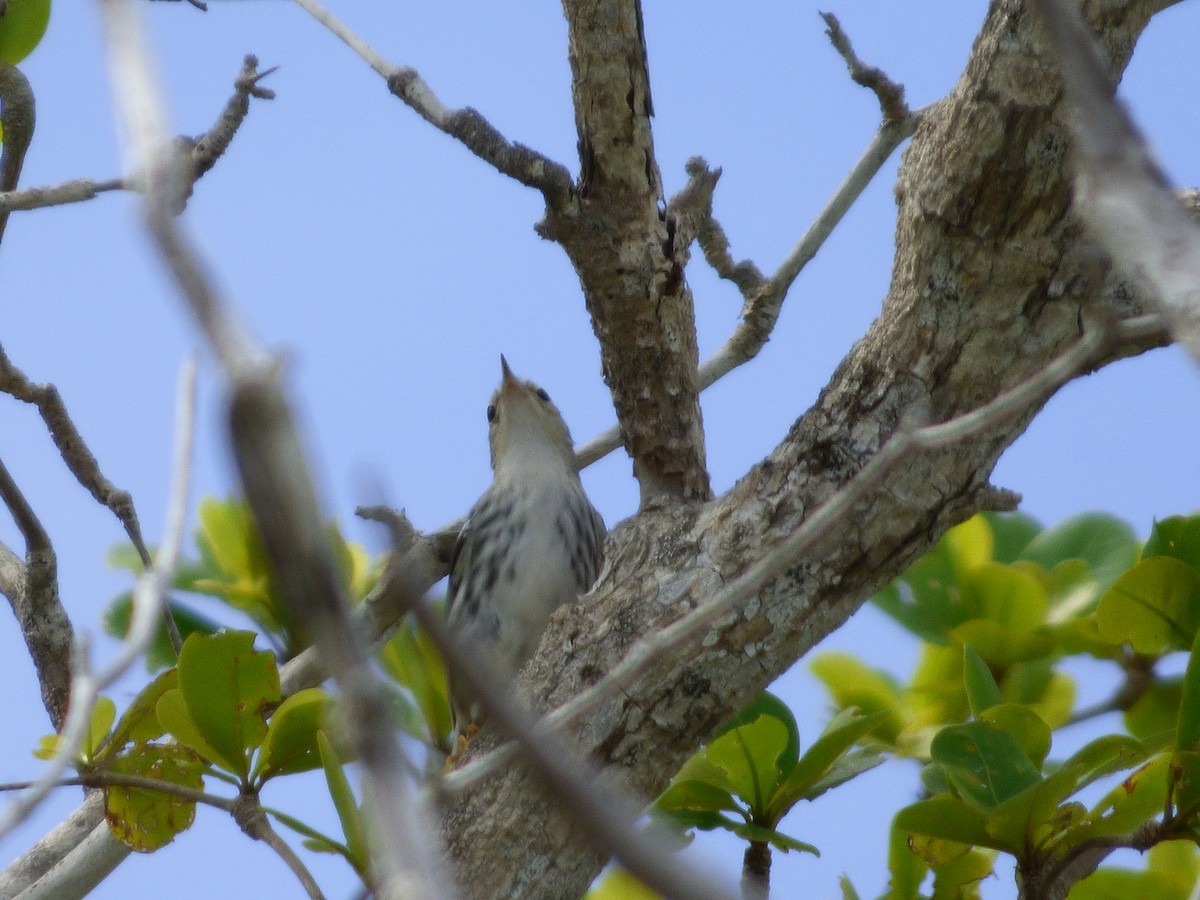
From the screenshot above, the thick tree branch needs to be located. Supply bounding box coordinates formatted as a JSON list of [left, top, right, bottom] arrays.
[[541, 0, 711, 506]]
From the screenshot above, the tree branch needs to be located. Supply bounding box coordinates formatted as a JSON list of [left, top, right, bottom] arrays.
[[0, 55, 272, 218], [1031, 0, 1200, 367], [290, 0, 573, 202], [544, 0, 710, 505]]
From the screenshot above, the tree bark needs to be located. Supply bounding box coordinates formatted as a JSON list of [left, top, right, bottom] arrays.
[[440, 1, 1168, 896]]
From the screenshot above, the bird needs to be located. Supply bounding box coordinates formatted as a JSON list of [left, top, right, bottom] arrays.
[[445, 355, 606, 741]]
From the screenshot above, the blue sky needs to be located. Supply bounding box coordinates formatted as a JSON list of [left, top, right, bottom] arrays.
[[2, 2, 1198, 897]]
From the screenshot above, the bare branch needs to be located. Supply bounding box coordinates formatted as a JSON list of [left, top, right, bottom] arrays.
[[0, 458, 72, 730], [290, 0, 573, 201], [0, 55, 272, 218], [0, 177, 126, 214], [1032, 0, 1200, 366], [180, 55, 278, 203], [0, 342, 153, 570], [820, 12, 910, 124], [231, 795, 326, 900], [0, 62, 35, 244]]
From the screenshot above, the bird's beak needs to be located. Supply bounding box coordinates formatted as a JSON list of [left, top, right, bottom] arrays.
[[500, 354, 515, 383]]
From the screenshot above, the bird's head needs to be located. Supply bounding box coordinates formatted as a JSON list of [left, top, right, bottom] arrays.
[[487, 355, 576, 473]]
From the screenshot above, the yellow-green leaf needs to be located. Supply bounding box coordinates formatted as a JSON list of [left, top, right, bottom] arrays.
[[0, 0, 50, 66], [105, 743, 205, 852]]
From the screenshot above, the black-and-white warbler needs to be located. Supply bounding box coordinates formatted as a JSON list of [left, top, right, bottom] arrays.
[[446, 356, 606, 733]]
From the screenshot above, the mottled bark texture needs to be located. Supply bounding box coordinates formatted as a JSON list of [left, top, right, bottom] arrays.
[[442, 1, 1169, 897], [539, 0, 711, 506]]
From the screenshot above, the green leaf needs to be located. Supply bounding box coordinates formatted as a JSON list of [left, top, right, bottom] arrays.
[[811, 653, 908, 746], [377, 615, 453, 748], [981, 511, 1042, 564], [961, 562, 1047, 632], [103, 595, 221, 671], [929, 846, 994, 900], [33, 697, 116, 765], [318, 731, 367, 872], [705, 713, 789, 817], [950, 620, 1056, 668], [1020, 513, 1138, 594], [979, 704, 1051, 769], [1171, 750, 1200, 817], [253, 688, 331, 782], [1096, 557, 1200, 654], [872, 517, 993, 640], [156, 688, 231, 772], [105, 743, 206, 852], [84, 697, 116, 763], [886, 815, 929, 900], [1088, 755, 1171, 837], [963, 646, 1002, 716], [930, 721, 1041, 809], [583, 869, 663, 900], [0, 0, 50, 65], [1143, 515, 1200, 571], [158, 631, 279, 779], [768, 708, 888, 819], [726, 820, 819, 856], [266, 805, 356, 868], [1126, 678, 1183, 742], [982, 734, 1153, 853], [804, 745, 887, 800], [1044, 558, 1101, 624], [108, 669, 179, 752], [893, 795, 1000, 850], [656, 779, 742, 818], [192, 497, 281, 634], [714, 692, 801, 780], [1002, 660, 1075, 730], [1177, 628, 1200, 752]]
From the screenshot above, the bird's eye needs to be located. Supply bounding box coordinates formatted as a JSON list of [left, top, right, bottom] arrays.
[[486, 404, 497, 422], [535, 388, 550, 402]]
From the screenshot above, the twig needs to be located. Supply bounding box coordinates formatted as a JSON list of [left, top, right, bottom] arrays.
[[0, 55, 272, 218], [364, 511, 734, 900], [192, 56, 277, 178], [290, 0, 573, 202], [1031, 0, 1200, 366], [820, 12, 909, 123], [0, 177, 126, 213], [447, 313, 1165, 791], [232, 794, 326, 900], [0, 457, 72, 729], [0, 353, 196, 839], [0, 343, 153, 568], [97, 2, 449, 895]]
